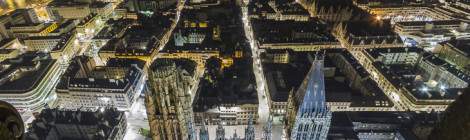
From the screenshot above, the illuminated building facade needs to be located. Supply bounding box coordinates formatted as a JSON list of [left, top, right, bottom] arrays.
[[0, 53, 61, 112], [24, 36, 67, 52], [394, 20, 465, 34], [76, 14, 104, 39], [297, 0, 361, 22], [22, 32, 79, 62], [393, 20, 469, 45], [8, 22, 58, 38], [368, 6, 453, 23], [10, 8, 40, 24], [353, 47, 469, 111], [333, 20, 404, 51], [55, 57, 146, 111], [0, 38, 22, 62], [0, 16, 12, 40], [46, 20, 79, 36], [437, 39, 470, 74], [47, 0, 114, 20], [47, 3, 91, 20], [49, 33, 78, 63]]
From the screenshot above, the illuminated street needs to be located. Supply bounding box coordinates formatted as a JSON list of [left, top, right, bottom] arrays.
[[240, 1, 287, 139], [241, 0, 270, 124], [124, 97, 151, 140]]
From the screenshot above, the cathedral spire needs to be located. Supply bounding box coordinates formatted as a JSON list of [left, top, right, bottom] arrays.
[[263, 116, 273, 140], [199, 119, 209, 140], [290, 54, 332, 140], [245, 115, 255, 140], [297, 54, 327, 116], [232, 130, 239, 140], [216, 122, 225, 140], [187, 118, 196, 140]]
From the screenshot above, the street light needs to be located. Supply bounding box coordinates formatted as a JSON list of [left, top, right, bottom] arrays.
[[439, 85, 446, 91], [420, 86, 429, 92]]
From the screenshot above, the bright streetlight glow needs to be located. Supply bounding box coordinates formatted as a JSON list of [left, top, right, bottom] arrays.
[[440, 85, 446, 90], [421, 86, 429, 92]]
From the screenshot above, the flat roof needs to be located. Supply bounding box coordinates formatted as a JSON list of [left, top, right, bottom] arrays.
[[328, 112, 358, 139], [0, 38, 17, 48], [0, 53, 56, 93], [56, 57, 145, 92], [48, 0, 110, 8], [350, 79, 393, 107], [93, 19, 135, 39], [337, 50, 369, 78], [193, 58, 258, 112], [51, 32, 75, 51], [248, 1, 275, 15], [263, 63, 309, 102], [366, 47, 469, 101], [396, 20, 461, 27], [100, 25, 164, 54], [252, 19, 337, 44], [346, 20, 397, 36], [325, 79, 353, 102], [276, 1, 309, 15], [444, 38, 470, 56], [262, 50, 353, 103]]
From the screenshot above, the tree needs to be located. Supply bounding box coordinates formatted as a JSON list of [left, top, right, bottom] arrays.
[[205, 57, 222, 85], [429, 88, 470, 140]]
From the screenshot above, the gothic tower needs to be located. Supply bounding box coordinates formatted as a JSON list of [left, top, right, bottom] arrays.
[[199, 120, 209, 140], [262, 116, 273, 140], [174, 30, 185, 47], [289, 55, 332, 140], [245, 115, 255, 140], [146, 59, 197, 140], [187, 118, 196, 140], [216, 122, 225, 140], [231, 130, 240, 140]]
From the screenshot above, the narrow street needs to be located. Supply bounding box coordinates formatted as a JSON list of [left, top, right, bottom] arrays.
[[240, 1, 288, 139], [124, 97, 151, 140], [240, 1, 269, 124]]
